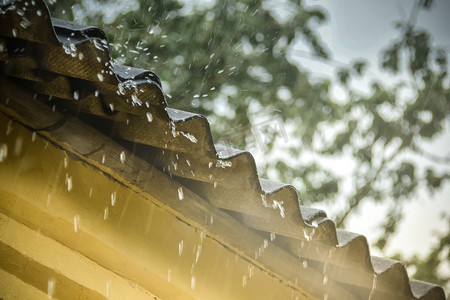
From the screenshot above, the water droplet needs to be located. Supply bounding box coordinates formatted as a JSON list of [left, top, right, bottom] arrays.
[[178, 187, 184, 200], [261, 194, 268, 207], [63, 157, 68, 168], [131, 94, 142, 106], [103, 207, 109, 220], [272, 200, 285, 218], [167, 269, 172, 282], [181, 132, 198, 143], [101, 154, 106, 164], [270, 232, 276, 241], [6, 120, 13, 135], [208, 162, 213, 168], [73, 215, 80, 233], [73, 90, 79, 100], [47, 277, 55, 298], [213, 181, 218, 188], [0, 144, 8, 162], [190, 276, 196, 290], [66, 175, 73, 192], [97, 73, 104, 81], [36, 9, 42, 16], [303, 229, 311, 241], [302, 260, 308, 268], [146, 112, 153, 122], [178, 240, 183, 255], [263, 239, 268, 249], [111, 192, 116, 206], [31, 131, 37, 142], [119, 151, 126, 163], [242, 275, 248, 287], [368, 274, 377, 300], [323, 275, 328, 285], [216, 160, 232, 168], [93, 39, 105, 51]]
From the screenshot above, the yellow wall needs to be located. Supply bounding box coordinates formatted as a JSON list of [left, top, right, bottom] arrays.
[[0, 113, 315, 299]]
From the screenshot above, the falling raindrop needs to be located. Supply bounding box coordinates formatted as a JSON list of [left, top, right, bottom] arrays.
[[47, 277, 55, 298], [323, 275, 328, 285], [216, 160, 232, 168], [195, 244, 202, 263], [242, 275, 248, 287], [14, 136, 23, 156], [0, 144, 8, 162], [97, 73, 104, 81], [120, 151, 126, 163], [270, 232, 276, 241], [191, 276, 196, 290], [66, 175, 73, 192], [46, 194, 51, 207], [106, 281, 111, 297], [146, 112, 153, 122], [368, 274, 377, 300], [31, 131, 37, 142], [272, 200, 285, 218], [261, 194, 268, 207], [6, 120, 13, 135], [179, 240, 184, 256], [101, 154, 106, 164], [167, 269, 172, 282], [178, 187, 184, 200], [324, 293, 329, 300], [111, 192, 116, 206], [73, 215, 80, 233], [103, 207, 109, 220], [302, 260, 308, 268], [181, 132, 198, 143], [73, 90, 79, 100], [303, 229, 311, 242], [131, 94, 142, 106]]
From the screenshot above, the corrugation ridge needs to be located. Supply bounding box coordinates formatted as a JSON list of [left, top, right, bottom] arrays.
[[0, 1, 445, 298]]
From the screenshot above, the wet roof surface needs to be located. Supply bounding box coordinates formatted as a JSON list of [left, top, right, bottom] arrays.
[[0, 0, 446, 299]]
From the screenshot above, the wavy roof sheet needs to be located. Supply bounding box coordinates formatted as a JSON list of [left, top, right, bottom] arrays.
[[0, 0, 446, 299]]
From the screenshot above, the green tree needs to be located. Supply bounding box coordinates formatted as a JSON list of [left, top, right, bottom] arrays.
[[46, 0, 449, 289]]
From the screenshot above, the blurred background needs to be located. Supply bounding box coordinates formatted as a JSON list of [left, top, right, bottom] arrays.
[[46, 0, 450, 292]]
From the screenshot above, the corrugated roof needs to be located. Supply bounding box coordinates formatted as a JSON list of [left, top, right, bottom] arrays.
[[0, 0, 446, 299]]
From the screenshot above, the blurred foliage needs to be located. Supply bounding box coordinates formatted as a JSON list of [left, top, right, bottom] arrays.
[[46, 0, 449, 289]]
